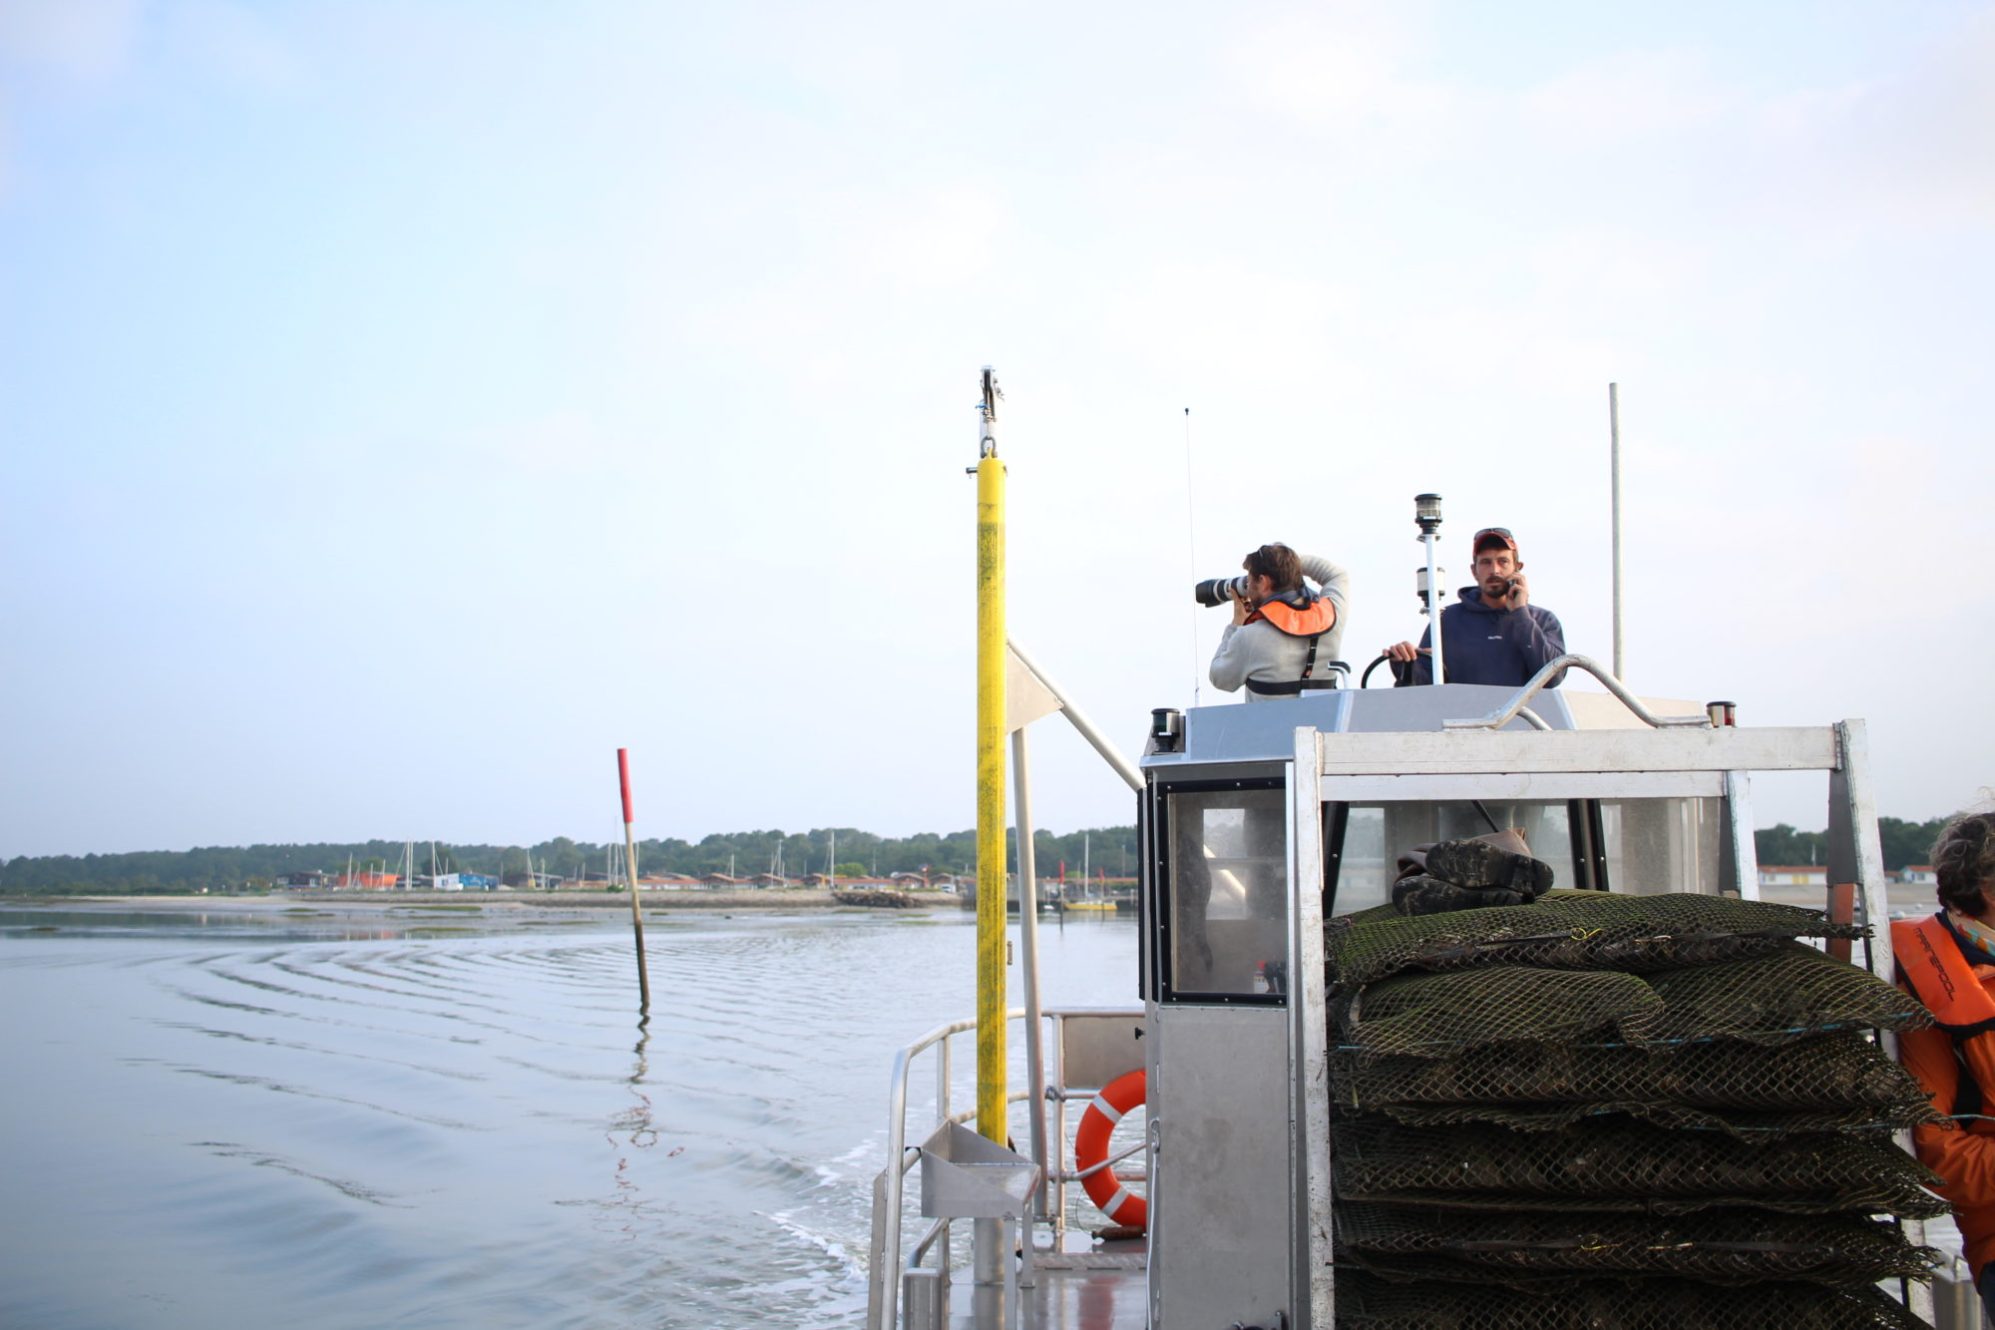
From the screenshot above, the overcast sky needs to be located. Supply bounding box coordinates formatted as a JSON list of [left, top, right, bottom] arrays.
[[3, 1, 1991, 860]]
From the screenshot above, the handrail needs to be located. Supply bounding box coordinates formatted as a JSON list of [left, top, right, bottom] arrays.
[[874, 1009, 1026, 1330], [876, 1010, 1012, 1330], [871, 1006, 1144, 1330], [1070, 1138, 1147, 1182], [1443, 653, 1714, 732]]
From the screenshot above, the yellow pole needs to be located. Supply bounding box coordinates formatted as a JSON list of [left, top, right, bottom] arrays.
[[974, 371, 1007, 1143]]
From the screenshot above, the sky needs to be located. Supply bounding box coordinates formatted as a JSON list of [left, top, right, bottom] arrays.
[[2, 1, 1992, 860]]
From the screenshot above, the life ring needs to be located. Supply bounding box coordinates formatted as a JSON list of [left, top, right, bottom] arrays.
[[1075, 1068, 1147, 1229]]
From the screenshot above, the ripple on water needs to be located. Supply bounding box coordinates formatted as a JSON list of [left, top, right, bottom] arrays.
[[0, 911, 1138, 1328]]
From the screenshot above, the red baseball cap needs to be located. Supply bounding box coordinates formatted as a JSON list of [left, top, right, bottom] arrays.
[[1472, 527, 1518, 556]]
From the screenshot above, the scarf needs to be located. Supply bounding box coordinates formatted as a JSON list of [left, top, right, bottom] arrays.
[[1945, 910, 1995, 967]]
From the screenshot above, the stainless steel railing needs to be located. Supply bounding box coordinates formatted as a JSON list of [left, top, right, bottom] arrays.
[[867, 1006, 1146, 1330]]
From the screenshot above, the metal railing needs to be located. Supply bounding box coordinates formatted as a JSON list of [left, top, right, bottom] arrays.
[[1443, 653, 1715, 732], [868, 1007, 1146, 1330]]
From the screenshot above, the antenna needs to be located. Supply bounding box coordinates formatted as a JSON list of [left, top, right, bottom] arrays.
[[1609, 383, 1625, 682], [1183, 407, 1199, 706]]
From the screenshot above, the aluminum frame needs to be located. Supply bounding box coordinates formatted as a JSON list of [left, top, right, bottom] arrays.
[[1289, 715, 1899, 1327]]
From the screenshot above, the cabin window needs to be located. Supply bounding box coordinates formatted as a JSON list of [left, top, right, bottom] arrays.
[[1595, 797, 1725, 896], [1324, 801, 1577, 916], [1323, 796, 1726, 916], [1161, 785, 1287, 1003]]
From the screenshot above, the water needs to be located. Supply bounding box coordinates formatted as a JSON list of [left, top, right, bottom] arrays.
[[0, 902, 1139, 1329]]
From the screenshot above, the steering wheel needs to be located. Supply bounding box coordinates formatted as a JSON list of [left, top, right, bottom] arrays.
[[1360, 653, 1398, 688]]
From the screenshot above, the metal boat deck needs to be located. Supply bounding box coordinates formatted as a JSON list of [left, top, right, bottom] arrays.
[[943, 1242, 1148, 1330]]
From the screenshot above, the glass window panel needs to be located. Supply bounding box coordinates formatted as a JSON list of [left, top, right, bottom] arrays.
[[1599, 797, 1723, 895], [1331, 801, 1576, 917], [1167, 788, 1286, 998], [1324, 796, 1724, 915]]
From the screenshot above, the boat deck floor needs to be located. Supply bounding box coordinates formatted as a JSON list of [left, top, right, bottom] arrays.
[[943, 1238, 1148, 1330]]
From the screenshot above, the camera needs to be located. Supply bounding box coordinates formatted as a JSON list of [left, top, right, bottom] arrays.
[[1193, 575, 1250, 608]]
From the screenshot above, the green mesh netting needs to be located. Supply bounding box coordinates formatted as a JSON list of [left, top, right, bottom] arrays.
[[1332, 1115, 1947, 1218], [1335, 1203, 1938, 1286], [1327, 891, 1865, 988], [1322, 888, 1933, 1323], [1639, 944, 1927, 1045], [1328, 1032, 1939, 1139], [1332, 1036, 1939, 1140], [1336, 966, 1665, 1057], [1335, 942, 1925, 1060], [1332, 1270, 1933, 1330]]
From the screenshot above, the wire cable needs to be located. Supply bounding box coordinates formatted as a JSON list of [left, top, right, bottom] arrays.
[[1183, 407, 1199, 706]]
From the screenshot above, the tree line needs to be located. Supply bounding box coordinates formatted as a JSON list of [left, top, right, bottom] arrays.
[[0, 825, 1144, 896], [1752, 816, 1951, 872], [1, 815, 1955, 896]]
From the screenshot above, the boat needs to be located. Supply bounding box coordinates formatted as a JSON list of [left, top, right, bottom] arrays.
[[860, 370, 1953, 1329], [1059, 836, 1123, 911], [1058, 898, 1116, 913]]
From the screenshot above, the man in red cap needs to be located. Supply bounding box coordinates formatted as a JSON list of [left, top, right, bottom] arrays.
[[1383, 526, 1566, 687]]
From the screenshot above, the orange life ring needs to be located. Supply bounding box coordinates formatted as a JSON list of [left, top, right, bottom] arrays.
[[1075, 1068, 1147, 1229]]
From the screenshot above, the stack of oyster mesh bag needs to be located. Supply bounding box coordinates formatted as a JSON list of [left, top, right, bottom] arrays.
[[1325, 888, 1948, 1329]]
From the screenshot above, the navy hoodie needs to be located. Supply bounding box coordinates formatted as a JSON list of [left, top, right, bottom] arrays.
[[1403, 586, 1567, 687]]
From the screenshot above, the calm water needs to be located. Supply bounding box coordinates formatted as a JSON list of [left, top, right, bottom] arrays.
[[0, 903, 1139, 1329]]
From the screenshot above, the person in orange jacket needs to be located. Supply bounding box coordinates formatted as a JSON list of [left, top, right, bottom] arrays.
[[1893, 810, 1995, 1306]]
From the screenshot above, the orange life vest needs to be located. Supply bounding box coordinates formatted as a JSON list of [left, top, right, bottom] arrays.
[[1893, 914, 1995, 1034], [1247, 595, 1336, 638], [1242, 593, 1340, 696]]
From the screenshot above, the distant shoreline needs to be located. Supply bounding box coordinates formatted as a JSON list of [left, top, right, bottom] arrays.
[[2, 888, 965, 915]]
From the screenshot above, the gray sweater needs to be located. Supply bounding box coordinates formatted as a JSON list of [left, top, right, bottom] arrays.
[[1208, 554, 1352, 701]]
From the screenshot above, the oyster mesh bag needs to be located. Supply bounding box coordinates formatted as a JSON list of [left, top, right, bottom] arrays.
[[1335, 965, 1665, 1057], [1332, 1270, 1934, 1330], [1335, 942, 1924, 1059], [1334, 1203, 1939, 1286], [1323, 889, 1935, 1324], [1329, 1030, 1938, 1138], [1327, 890, 1865, 988], [1640, 945, 1928, 1045], [1332, 1115, 1946, 1218]]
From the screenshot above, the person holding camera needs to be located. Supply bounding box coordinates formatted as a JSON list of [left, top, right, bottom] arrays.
[[1383, 526, 1566, 687], [1206, 543, 1351, 700]]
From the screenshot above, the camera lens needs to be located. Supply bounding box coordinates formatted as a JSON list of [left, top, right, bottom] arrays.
[[1193, 578, 1229, 607], [1193, 575, 1249, 607]]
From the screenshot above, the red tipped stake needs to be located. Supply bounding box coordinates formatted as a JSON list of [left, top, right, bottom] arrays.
[[618, 748, 652, 1016]]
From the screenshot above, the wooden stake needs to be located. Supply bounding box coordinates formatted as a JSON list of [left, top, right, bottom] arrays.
[[618, 748, 652, 1015]]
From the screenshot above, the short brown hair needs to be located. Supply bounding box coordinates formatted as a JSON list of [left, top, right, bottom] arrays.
[[1934, 811, 1995, 916], [1243, 543, 1303, 593]]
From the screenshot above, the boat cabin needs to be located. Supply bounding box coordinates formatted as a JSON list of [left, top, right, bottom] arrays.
[[869, 663, 1917, 1330]]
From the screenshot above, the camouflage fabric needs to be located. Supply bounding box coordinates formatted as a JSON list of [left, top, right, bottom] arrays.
[[1390, 830, 1555, 916], [1425, 837, 1556, 896], [1391, 874, 1530, 916]]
